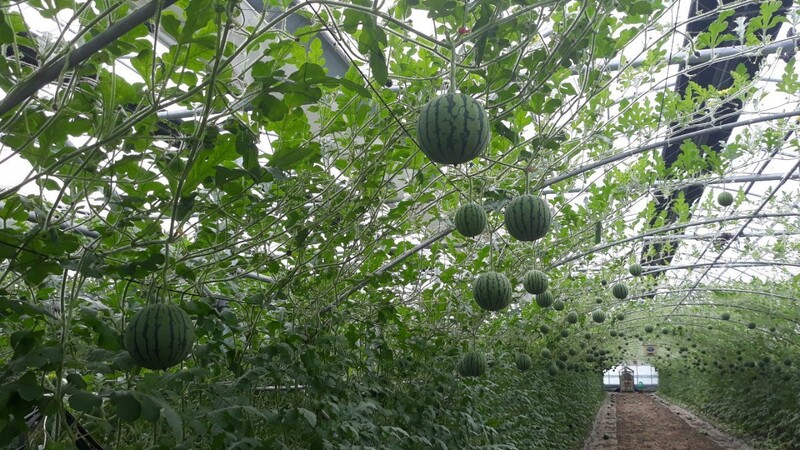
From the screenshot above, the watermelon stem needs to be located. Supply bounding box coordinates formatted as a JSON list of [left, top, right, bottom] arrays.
[[449, 39, 457, 94], [489, 231, 494, 271]]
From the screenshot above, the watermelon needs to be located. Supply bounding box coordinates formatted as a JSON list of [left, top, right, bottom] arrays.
[[592, 310, 605, 323], [547, 363, 559, 376], [566, 311, 578, 324], [644, 325, 654, 333], [721, 312, 731, 320], [473, 271, 512, 311], [522, 269, 548, 294], [629, 263, 642, 277], [515, 354, 532, 372], [616, 312, 625, 321], [612, 283, 628, 300], [125, 303, 195, 370], [662, 328, 670, 334], [595, 298, 602, 304], [535, 291, 554, 308], [539, 324, 550, 334], [417, 93, 490, 165], [457, 351, 486, 377], [504, 195, 552, 241], [717, 191, 734, 207], [610, 330, 617, 337], [747, 322, 756, 329], [560, 329, 569, 338], [454, 203, 487, 237], [552, 299, 565, 311], [540, 348, 552, 359]]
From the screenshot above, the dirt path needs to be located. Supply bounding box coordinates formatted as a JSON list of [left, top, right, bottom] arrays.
[[584, 393, 752, 450], [616, 393, 722, 450]]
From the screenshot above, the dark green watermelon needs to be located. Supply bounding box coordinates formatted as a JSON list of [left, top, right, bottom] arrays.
[[458, 351, 487, 377], [454, 203, 487, 237], [473, 271, 512, 311], [523, 269, 548, 294], [125, 303, 195, 370], [417, 93, 490, 165], [504, 195, 551, 241]]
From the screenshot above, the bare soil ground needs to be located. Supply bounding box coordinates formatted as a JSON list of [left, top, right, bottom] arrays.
[[584, 393, 752, 450], [616, 393, 722, 450]]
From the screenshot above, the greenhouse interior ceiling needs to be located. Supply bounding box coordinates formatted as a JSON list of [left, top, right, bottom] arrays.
[[1, 0, 799, 448]]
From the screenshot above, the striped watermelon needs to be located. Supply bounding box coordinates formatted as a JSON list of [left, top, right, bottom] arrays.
[[552, 299, 565, 311], [539, 324, 550, 334], [717, 191, 734, 207], [566, 311, 578, 324], [457, 351, 486, 377], [612, 283, 628, 300], [535, 291, 554, 308], [644, 325, 654, 333], [523, 269, 548, 294], [504, 195, 552, 241], [473, 271, 512, 311], [592, 310, 606, 323], [747, 322, 756, 329], [610, 330, 617, 337], [515, 354, 532, 372], [454, 203, 487, 237], [616, 312, 625, 321], [125, 303, 195, 370], [547, 363, 559, 376], [629, 263, 642, 277], [417, 93, 490, 165], [721, 312, 731, 320], [560, 329, 569, 338], [540, 348, 552, 359]]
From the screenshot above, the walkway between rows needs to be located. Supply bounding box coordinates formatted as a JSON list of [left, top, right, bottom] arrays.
[[584, 393, 752, 450]]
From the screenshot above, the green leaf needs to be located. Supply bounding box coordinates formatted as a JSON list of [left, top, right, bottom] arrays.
[[111, 392, 141, 422], [298, 408, 317, 427], [0, 13, 14, 44], [15, 372, 44, 401], [369, 50, 388, 86], [68, 391, 102, 412], [269, 142, 321, 170]]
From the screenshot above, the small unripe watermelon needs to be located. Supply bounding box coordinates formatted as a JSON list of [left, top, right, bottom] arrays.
[[552, 299, 565, 311], [592, 310, 606, 323], [540, 348, 552, 359], [515, 354, 532, 372], [612, 283, 628, 300], [566, 311, 579, 324], [457, 351, 486, 377], [125, 303, 195, 370], [473, 271, 512, 311], [717, 191, 734, 207], [547, 363, 559, 376], [629, 263, 642, 277], [454, 203, 487, 237], [644, 325, 654, 333], [747, 322, 756, 329], [536, 291, 554, 308], [721, 312, 731, 320], [523, 269, 548, 294], [610, 330, 617, 337], [560, 329, 569, 338], [417, 93, 490, 165], [539, 324, 550, 334], [616, 312, 625, 321], [504, 195, 552, 241]]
